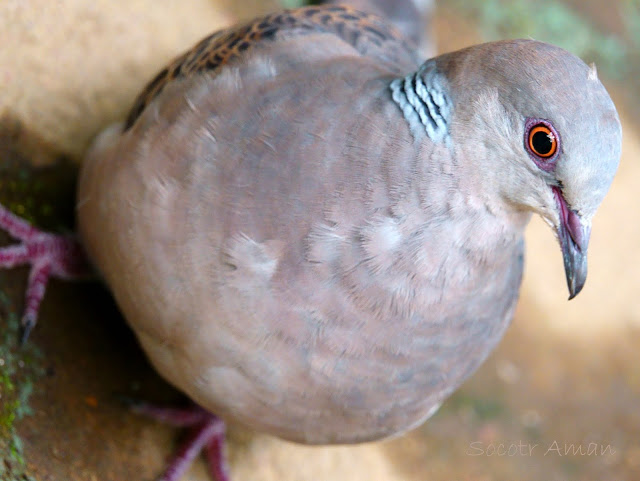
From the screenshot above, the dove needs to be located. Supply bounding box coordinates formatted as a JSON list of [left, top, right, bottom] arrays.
[[0, 4, 621, 481]]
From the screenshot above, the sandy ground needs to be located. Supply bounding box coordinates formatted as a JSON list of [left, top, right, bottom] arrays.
[[0, 1, 638, 480]]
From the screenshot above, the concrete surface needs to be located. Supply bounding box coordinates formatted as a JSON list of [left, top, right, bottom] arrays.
[[0, 1, 638, 480]]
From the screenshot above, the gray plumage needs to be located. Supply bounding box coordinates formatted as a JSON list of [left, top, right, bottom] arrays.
[[76, 7, 621, 445], [326, 0, 435, 53]]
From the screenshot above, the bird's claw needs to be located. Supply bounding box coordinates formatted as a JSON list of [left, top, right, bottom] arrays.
[[0, 202, 91, 342], [19, 313, 36, 345]]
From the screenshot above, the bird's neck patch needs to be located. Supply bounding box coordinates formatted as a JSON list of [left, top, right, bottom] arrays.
[[390, 60, 451, 142]]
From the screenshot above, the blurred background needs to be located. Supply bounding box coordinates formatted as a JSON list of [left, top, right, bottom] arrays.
[[0, 1, 638, 480]]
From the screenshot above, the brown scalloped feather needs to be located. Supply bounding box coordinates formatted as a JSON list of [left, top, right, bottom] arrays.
[[123, 5, 419, 130]]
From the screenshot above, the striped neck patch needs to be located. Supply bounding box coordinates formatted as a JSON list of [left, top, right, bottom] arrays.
[[390, 59, 451, 142]]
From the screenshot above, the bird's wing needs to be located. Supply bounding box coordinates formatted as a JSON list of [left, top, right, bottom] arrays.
[[124, 4, 420, 130]]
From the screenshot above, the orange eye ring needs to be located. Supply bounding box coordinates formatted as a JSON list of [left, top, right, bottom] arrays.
[[528, 123, 557, 159]]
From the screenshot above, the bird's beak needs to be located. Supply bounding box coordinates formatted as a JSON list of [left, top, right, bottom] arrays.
[[553, 188, 590, 299]]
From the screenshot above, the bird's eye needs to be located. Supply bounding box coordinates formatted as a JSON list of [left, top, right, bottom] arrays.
[[528, 123, 557, 158], [525, 120, 559, 164]]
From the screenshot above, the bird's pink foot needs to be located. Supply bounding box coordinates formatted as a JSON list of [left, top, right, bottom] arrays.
[[130, 402, 229, 481], [0, 203, 91, 342]]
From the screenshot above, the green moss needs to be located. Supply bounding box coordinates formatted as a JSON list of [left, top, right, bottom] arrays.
[[444, 392, 507, 421], [443, 0, 628, 79], [623, 0, 640, 48], [0, 297, 44, 480], [280, 0, 308, 8]]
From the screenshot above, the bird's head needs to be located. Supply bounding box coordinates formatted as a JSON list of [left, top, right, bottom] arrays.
[[438, 39, 622, 298]]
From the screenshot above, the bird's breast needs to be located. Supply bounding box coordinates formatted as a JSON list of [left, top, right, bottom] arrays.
[[143, 203, 525, 444]]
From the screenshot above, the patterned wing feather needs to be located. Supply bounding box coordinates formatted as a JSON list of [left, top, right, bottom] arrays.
[[124, 5, 420, 130]]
